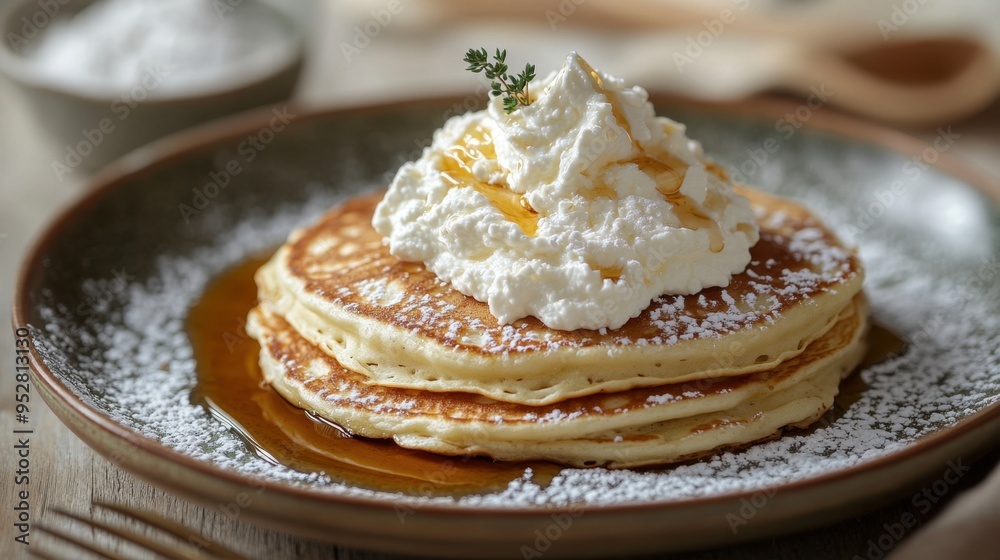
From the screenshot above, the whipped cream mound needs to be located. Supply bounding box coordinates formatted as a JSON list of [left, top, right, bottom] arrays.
[[373, 52, 759, 331]]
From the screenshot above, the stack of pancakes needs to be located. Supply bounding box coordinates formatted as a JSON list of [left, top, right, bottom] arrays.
[[247, 186, 866, 468]]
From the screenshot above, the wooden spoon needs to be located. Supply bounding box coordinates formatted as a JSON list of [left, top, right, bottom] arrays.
[[427, 0, 1000, 126], [621, 34, 1000, 127]]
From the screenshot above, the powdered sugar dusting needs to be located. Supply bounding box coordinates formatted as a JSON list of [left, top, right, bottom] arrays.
[[29, 183, 1000, 509], [294, 194, 859, 357]]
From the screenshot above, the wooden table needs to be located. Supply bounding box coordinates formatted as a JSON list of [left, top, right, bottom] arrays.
[[4, 2, 1000, 558]]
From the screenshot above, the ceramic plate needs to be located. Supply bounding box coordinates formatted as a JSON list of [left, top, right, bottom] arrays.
[[15, 97, 1000, 558]]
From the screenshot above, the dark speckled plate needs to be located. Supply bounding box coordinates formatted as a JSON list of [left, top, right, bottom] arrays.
[[14, 97, 1000, 559]]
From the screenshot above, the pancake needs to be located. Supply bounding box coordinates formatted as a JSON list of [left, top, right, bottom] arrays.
[[247, 295, 866, 468], [402, 366, 849, 468], [255, 186, 864, 405]]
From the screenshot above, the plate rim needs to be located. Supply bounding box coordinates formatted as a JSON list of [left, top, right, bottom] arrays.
[[13, 94, 1000, 522]]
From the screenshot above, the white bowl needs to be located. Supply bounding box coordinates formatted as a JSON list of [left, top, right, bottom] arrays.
[[0, 0, 306, 173]]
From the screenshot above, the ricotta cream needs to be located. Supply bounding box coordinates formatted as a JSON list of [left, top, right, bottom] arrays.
[[373, 52, 759, 331]]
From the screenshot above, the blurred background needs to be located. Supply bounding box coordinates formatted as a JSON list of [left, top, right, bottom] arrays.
[[2, 0, 1000, 558], [7, 0, 999, 335], [2, 0, 1000, 185]]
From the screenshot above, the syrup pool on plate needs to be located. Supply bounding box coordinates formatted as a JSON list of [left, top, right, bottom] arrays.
[[187, 254, 562, 496], [187, 253, 905, 496]]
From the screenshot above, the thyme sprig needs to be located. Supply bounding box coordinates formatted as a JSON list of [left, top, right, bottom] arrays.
[[463, 48, 536, 114]]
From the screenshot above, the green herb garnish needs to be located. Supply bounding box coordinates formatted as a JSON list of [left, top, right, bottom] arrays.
[[463, 48, 536, 114]]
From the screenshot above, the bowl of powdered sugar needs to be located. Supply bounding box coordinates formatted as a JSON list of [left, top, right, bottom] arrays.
[[0, 0, 305, 174]]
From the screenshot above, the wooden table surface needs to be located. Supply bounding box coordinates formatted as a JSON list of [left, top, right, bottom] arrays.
[[4, 2, 1000, 558]]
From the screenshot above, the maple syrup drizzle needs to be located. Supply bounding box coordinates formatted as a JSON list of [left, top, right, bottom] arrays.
[[188, 256, 904, 492], [630, 155, 725, 254], [188, 255, 559, 496], [584, 181, 618, 201], [440, 61, 729, 255], [577, 56, 633, 141], [597, 265, 624, 281], [579, 57, 727, 254], [704, 161, 731, 183], [440, 126, 539, 236]]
